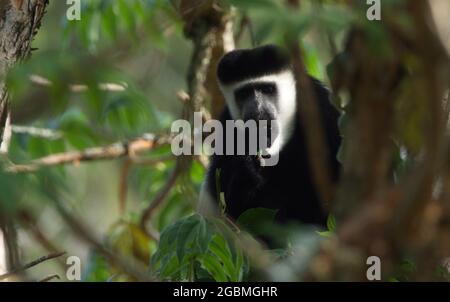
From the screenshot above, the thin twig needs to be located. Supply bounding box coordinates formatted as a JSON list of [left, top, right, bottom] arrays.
[[118, 159, 132, 215], [195, 154, 209, 170], [0, 216, 20, 275], [285, 0, 334, 210], [131, 154, 175, 165], [316, 0, 338, 57], [18, 210, 66, 270], [0, 252, 66, 281], [140, 159, 181, 233], [29, 74, 127, 93], [11, 125, 63, 140], [39, 274, 60, 282], [0, 111, 11, 155], [53, 200, 154, 281], [289, 42, 334, 209], [444, 88, 450, 129], [5, 134, 171, 173], [235, 14, 255, 46]]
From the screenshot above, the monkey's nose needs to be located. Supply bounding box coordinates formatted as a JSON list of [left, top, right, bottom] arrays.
[[243, 101, 275, 122]]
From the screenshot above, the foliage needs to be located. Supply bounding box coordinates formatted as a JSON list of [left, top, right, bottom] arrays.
[[0, 0, 448, 282], [152, 214, 246, 281]]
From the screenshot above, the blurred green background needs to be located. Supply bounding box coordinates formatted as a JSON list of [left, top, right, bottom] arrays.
[[2, 0, 351, 281], [3, 0, 447, 282]]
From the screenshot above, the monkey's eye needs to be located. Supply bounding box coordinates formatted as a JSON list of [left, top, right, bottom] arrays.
[[235, 86, 253, 101], [259, 83, 276, 95]]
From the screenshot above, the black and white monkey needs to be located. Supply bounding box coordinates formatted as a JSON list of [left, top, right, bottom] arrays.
[[198, 45, 341, 239]]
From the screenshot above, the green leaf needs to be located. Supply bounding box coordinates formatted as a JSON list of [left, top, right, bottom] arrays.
[[234, 243, 245, 281], [200, 253, 228, 282], [117, 0, 136, 35], [190, 160, 205, 185], [55, 108, 97, 149], [317, 5, 354, 35], [83, 252, 111, 282], [316, 230, 333, 238], [174, 215, 212, 262], [101, 5, 118, 41], [152, 214, 215, 280], [236, 207, 278, 236], [326, 214, 336, 232], [208, 235, 235, 280], [215, 168, 226, 213], [152, 214, 247, 281], [226, 0, 280, 10], [400, 259, 416, 274], [302, 42, 324, 80]]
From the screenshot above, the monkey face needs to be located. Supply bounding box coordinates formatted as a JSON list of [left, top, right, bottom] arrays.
[[234, 82, 278, 123], [217, 45, 298, 157], [232, 82, 278, 149]]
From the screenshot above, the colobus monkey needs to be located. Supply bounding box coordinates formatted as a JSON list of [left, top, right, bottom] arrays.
[[198, 45, 341, 240]]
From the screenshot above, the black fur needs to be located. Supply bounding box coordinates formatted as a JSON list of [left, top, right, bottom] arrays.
[[206, 77, 341, 240], [217, 45, 291, 85]]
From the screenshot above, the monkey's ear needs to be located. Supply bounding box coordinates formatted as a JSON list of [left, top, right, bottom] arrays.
[[10, 0, 23, 10]]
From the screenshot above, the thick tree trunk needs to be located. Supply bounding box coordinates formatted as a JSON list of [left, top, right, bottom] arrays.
[[0, 0, 48, 275]]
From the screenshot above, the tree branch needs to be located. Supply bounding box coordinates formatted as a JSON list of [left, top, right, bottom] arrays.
[[5, 134, 171, 173], [29, 74, 127, 93], [0, 251, 65, 281], [140, 159, 181, 234], [0, 0, 49, 272], [53, 200, 153, 281], [39, 274, 60, 282]]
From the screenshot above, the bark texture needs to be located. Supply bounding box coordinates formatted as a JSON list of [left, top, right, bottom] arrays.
[[0, 0, 48, 274]]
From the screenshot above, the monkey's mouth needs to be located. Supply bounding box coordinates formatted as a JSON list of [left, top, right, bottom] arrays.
[[239, 118, 279, 154]]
